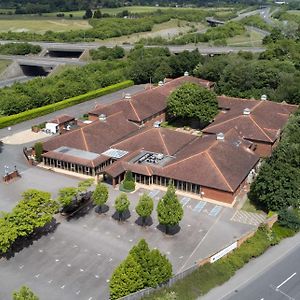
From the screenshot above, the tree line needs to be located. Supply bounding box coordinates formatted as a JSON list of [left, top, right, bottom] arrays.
[[0, 43, 41, 55]]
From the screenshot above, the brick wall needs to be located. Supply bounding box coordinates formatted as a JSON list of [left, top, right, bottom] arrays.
[[201, 187, 234, 204]]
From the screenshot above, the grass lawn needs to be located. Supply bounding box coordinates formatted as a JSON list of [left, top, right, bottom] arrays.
[[0, 59, 12, 74], [287, 10, 300, 15], [0, 18, 91, 33], [241, 198, 264, 214], [227, 29, 264, 47]]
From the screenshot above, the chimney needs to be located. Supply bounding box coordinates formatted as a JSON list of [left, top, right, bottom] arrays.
[[99, 113, 107, 122], [124, 93, 131, 100], [158, 81, 164, 87], [243, 108, 251, 115], [216, 132, 224, 141], [261, 94, 267, 101], [184, 71, 189, 77]]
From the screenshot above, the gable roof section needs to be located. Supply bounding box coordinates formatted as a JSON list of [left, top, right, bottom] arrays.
[[43, 111, 139, 154], [204, 96, 298, 143], [88, 76, 214, 123]]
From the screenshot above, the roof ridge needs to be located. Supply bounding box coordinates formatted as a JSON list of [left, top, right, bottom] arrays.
[[128, 99, 141, 121], [206, 152, 233, 192], [204, 115, 242, 131], [80, 128, 89, 151], [249, 115, 273, 142], [158, 129, 170, 155]]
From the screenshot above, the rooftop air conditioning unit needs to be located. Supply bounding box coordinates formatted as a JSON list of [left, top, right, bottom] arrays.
[[124, 93, 131, 100], [99, 114, 107, 121], [243, 108, 251, 115], [184, 71, 189, 76], [261, 94, 267, 101], [158, 81, 164, 87], [216, 132, 224, 141]]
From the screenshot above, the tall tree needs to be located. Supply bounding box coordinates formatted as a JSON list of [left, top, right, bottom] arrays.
[[34, 142, 43, 163], [135, 193, 153, 226], [92, 183, 109, 213], [167, 83, 218, 126], [109, 255, 144, 300], [57, 187, 78, 208], [157, 183, 183, 234]]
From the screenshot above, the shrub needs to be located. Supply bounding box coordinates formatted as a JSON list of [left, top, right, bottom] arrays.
[[278, 209, 300, 231], [0, 80, 133, 129], [34, 142, 43, 162]]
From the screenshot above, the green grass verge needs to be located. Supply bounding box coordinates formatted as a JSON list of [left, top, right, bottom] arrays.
[[241, 198, 264, 214], [0, 80, 133, 129], [142, 224, 296, 300], [0, 59, 11, 74]]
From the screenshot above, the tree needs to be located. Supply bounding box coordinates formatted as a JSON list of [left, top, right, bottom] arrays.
[[57, 187, 78, 208], [167, 83, 218, 126], [157, 183, 183, 234], [122, 171, 135, 191], [115, 193, 130, 221], [136, 193, 153, 226], [109, 255, 144, 300], [13, 286, 39, 300], [11, 189, 59, 237], [93, 9, 102, 19], [147, 249, 172, 287], [92, 183, 109, 212], [34, 142, 43, 162], [0, 214, 18, 254], [83, 8, 93, 19]]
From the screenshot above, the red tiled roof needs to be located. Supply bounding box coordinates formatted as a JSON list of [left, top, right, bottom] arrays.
[[203, 96, 298, 143], [49, 114, 75, 125], [43, 111, 139, 154], [89, 76, 214, 123]]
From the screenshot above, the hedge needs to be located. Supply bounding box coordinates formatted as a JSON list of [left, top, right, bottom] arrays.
[[0, 80, 134, 129]]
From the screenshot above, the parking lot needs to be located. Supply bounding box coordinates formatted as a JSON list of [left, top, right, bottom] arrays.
[[0, 184, 255, 300]]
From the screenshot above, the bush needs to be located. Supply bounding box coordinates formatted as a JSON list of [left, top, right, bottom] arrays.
[[278, 209, 300, 231], [0, 80, 133, 129], [0, 43, 41, 55], [122, 180, 135, 191], [34, 142, 43, 162]]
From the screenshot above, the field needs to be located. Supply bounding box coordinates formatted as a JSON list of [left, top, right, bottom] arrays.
[[226, 29, 264, 47], [0, 59, 11, 74], [0, 18, 91, 33]]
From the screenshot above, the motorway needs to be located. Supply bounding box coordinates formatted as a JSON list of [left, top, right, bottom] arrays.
[[200, 232, 300, 300]]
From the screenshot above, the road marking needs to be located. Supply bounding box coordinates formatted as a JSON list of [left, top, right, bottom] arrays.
[[34, 274, 40, 278], [80, 268, 84, 272], [180, 197, 190, 207], [76, 290, 80, 295], [95, 275, 99, 278], [270, 284, 295, 300], [97, 253, 101, 256], [193, 201, 206, 213], [19, 264, 24, 269], [67, 264, 71, 267], [73, 244, 78, 248], [276, 272, 297, 290], [60, 285, 65, 289], [48, 280, 53, 284], [106, 279, 110, 283], [148, 189, 160, 198], [209, 205, 222, 217], [109, 258, 113, 262], [38, 249, 43, 253]]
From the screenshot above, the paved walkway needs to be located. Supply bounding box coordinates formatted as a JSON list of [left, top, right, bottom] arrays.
[[230, 210, 266, 226], [199, 232, 300, 300]]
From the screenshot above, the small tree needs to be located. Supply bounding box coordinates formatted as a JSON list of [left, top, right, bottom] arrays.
[[57, 187, 77, 208], [109, 255, 144, 300], [157, 183, 183, 234], [92, 183, 109, 212], [13, 286, 39, 300], [136, 193, 153, 226], [93, 9, 102, 18], [34, 142, 43, 162], [115, 193, 130, 221], [122, 171, 135, 191], [83, 8, 93, 19]]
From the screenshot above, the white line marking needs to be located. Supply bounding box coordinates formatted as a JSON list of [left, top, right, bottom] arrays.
[[76, 290, 80, 295], [48, 280, 53, 284], [19, 265, 24, 269], [97, 253, 101, 256], [88, 297, 93, 300], [55, 259, 60, 262], [60, 285, 65, 289], [80, 268, 84, 272], [67, 264, 71, 267], [95, 275, 99, 278], [34, 274, 40, 278], [276, 272, 297, 290]]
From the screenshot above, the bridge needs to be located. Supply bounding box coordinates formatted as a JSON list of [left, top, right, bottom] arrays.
[[206, 17, 225, 27]]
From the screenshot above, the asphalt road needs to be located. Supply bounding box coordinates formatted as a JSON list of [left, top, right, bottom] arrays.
[[200, 232, 300, 300]]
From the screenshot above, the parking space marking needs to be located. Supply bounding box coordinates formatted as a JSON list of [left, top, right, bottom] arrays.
[[19, 264, 24, 270], [209, 205, 222, 217], [61, 285, 65, 289], [97, 253, 101, 256], [76, 290, 81, 295], [55, 259, 60, 262], [48, 280, 53, 284], [193, 201, 206, 213], [180, 197, 190, 207], [109, 258, 113, 262], [80, 269, 84, 272], [34, 274, 40, 278], [67, 264, 71, 267], [88, 297, 93, 300], [148, 189, 160, 198]]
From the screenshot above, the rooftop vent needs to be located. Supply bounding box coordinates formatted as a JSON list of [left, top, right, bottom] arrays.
[[124, 93, 131, 100], [184, 71, 189, 77], [158, 81, 164, 87], [99, 113, 107, 122], [243, 108, 251, 115], [216, 132, 224, 141], [261, 94, 267, 101]]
